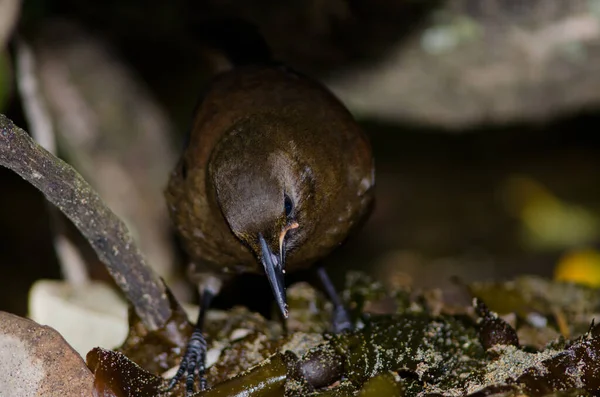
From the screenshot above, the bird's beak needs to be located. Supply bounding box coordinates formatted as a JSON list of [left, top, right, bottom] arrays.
[[258, 233, 288, 318]]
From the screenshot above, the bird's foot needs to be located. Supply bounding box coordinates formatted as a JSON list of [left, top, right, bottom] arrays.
[[331, 303, 353, 333], [164, 327, 208, 396], [316, 266, 354, 333]]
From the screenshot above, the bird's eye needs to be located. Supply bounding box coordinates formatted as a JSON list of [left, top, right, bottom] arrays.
[[284, 194, 294, 217]]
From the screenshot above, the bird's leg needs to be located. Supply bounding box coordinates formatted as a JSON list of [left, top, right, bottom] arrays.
[[316, 266, 352, 333], [167, 275, 220, 395]]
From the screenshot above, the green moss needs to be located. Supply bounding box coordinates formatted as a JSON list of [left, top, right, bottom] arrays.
[[105, 273, 600, 396], [331, 314, 485, 394]]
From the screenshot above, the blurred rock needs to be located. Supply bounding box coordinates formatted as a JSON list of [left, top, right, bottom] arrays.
[[324, 0, 600, 127], [28, 280, 129, 357], [0, 311, 94, 396]]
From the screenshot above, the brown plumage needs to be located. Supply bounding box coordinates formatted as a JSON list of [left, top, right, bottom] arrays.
[[166, 65, 374, 311], [164, 63, 374, 394]]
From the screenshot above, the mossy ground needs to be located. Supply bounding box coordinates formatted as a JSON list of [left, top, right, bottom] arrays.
[[91, 273, 600, 396]]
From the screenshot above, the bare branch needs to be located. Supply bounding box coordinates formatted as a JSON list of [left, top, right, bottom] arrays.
[[0, 113, 171, 330]]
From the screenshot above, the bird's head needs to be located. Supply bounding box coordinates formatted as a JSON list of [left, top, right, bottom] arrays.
[[209, 121, 315, 318]]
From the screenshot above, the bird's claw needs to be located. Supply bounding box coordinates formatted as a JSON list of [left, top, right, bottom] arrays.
[[163, 328, 208, 396], [331, 304, 353, 334]]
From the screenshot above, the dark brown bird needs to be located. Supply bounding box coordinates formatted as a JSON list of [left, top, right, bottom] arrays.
[[165, 64, 374, 393]]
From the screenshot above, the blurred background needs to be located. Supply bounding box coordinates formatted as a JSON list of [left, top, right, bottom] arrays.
[[2, 0, 600, 316]]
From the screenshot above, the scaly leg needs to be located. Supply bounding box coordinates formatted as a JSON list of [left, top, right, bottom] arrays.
[[166, 275, 220, 395], [316, 266, 352, 333]]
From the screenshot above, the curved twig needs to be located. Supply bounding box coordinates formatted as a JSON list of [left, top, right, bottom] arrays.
[[0, 113, 171, 330]]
